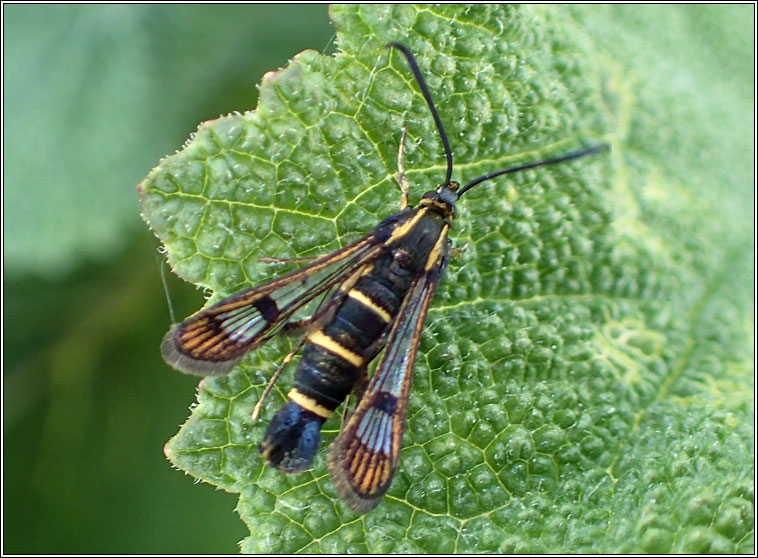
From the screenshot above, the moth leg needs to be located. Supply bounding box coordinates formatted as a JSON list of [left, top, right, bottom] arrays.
[[340, 393, 351, 429], [251, 334, 308, 420], [450, 241, 469, 260], [395, 124, 411, 209]]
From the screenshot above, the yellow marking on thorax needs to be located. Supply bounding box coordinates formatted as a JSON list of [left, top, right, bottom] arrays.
[[418, 198, 454, 219], [308, 330, 364, 367], [348, 289, 392, 323], [425, 224, 449, 271], [287, 388, 333, 419], [383, 209, 427, 245]]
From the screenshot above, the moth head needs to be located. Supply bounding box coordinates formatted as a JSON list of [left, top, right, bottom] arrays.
[[418, 181, 460, 219]]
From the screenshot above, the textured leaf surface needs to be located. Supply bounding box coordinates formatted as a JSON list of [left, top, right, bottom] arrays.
[[139, 5, 753, 553]]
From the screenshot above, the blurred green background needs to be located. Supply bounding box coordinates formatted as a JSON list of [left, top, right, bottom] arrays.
[[4, 5, 334, 553], [4, 4, 754, 554]]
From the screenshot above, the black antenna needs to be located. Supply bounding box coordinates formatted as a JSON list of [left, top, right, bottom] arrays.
[[457, 143, 609, 197], [387, 42, 454, 187]]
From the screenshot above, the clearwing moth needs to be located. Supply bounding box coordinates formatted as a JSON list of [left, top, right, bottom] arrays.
[[161, 42, 608, 513]]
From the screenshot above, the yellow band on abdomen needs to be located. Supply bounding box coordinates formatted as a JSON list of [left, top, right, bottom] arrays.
[[347, 289, 392, 323], [287, 388, 333, 419], [308, 330, 364, 367]]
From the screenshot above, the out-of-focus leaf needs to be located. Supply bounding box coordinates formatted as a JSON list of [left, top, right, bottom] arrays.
[[4, 4, 333, 276]]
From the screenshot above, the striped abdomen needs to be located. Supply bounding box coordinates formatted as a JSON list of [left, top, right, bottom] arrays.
[[259, 210, 447, 473]]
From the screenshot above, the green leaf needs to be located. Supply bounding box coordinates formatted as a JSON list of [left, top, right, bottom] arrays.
[[139, 4, 753, 553]]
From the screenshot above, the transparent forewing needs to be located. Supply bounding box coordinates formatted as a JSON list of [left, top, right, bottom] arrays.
[[161, 234, 383, 376], [327, 259, 446, 513]]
